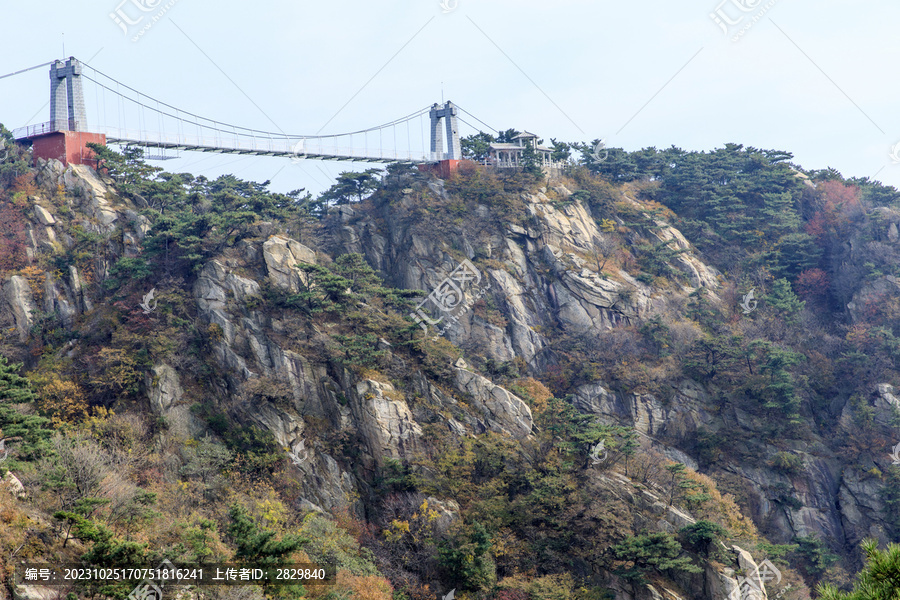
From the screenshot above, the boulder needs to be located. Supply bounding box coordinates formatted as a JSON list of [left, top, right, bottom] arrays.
[[33, 205, 55, 225], [263, 235, 317, 291], [425, 496, 461, 532], [353, 379, 422, 465], [732, 545, 771, 600], [2, 471, 25, 499], [453, 366, 533, 438]]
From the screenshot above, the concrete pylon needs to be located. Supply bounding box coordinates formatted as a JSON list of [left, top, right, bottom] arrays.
[[49, 60, 68, 131], [429, 101, 461, 161], [49, 58, 87, 132], [66, 59, 86, 132], [429, 103, 444, 161]]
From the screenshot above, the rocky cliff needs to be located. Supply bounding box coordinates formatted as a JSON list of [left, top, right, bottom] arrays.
[[2, 156, 896, 599]]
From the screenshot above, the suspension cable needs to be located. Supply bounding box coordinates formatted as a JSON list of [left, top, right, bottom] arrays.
[[82, 68, 429, 140], [456, 105, 499, 134], [0, 61, 54, 81]]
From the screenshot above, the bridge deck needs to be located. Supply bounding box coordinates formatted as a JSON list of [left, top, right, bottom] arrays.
[[105, 137, 420, 163], [14, 122, 432, 164]]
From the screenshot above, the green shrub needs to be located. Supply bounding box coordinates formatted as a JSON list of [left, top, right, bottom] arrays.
[[297, 513, 379, 576], [105, 256, 152, 290], [609, 532, 701, 583], [818, 539, 900, 599], [438, 521, 496, 591], [793, 535, 838, 577], [0, 355, 52, 465], [679, 520, 728, 559], [770, 452, 804, 475]]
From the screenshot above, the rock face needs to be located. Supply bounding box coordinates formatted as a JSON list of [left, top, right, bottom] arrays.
[[4, 159, 149, 317], [840, 384, 900, 431], [181, 179, 895, 597], [263, 235, 317, 291], [847, 275, 900, 324], [42, 271, 77, 329], [2, 163, 887, 592], [3, 276, 37, 341], [341, 187, 716, 366], [13, 584, 58, 600], [148, 364, 204, 439], [188, 252, 432, 511], [353, 379, 423, 465], [593, 472, 754, 600], [452, 362, 533, 438], [35, 160, 119, 232], [574, 380, 713, 444], [173, 203, 594, 512]]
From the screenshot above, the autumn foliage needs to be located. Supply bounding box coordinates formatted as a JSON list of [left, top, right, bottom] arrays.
[[804, 180, 863, 242], [795, 268, 830, 300], [0, 201, 28, 273]]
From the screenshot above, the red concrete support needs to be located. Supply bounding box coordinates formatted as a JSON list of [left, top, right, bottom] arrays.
[[418, 159, 461, 179], [29, 131, 106, 168]]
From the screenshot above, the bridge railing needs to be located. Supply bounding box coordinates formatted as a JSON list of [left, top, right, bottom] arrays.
[[98, 126, 430, 162], [13, 120, 85, 139], [11, 121, 432, 163]]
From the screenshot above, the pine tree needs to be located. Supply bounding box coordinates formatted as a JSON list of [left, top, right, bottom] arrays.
[[609, 532, 701, 583], [0, 355, 51, 462], [818, 539, 900, 599], [227, 503, 307, 564], [520, 141, 543, 177], [767, 278, 806, 325], [0, 355, 35, 403]]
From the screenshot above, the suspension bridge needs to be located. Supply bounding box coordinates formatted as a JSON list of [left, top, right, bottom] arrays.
[[3, 57, 499, 169]]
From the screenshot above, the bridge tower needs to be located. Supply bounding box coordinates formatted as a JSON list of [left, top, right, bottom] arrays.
[[429, 101, 461, 161], [50, 58, 87, 131], [22, 58, 105, 167], [426, 101, 462, 177]]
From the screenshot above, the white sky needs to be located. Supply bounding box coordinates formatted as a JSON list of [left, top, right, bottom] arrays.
[[2, 0, 900, 196]]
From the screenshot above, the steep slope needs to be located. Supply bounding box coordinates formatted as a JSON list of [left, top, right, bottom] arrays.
[[1, 144, 898, 599]]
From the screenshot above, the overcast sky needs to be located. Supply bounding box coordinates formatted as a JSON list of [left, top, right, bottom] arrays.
[[2, 1, 899, 196]]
